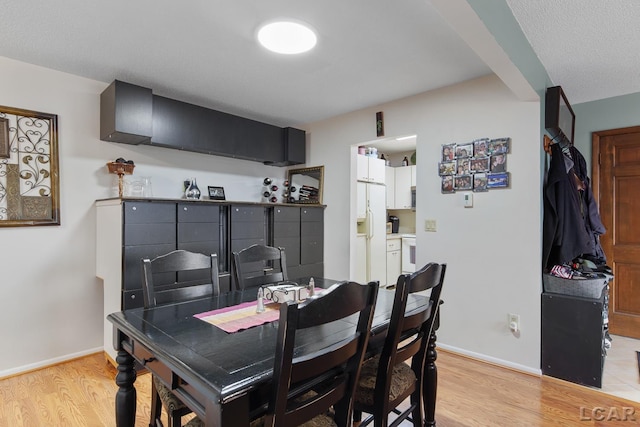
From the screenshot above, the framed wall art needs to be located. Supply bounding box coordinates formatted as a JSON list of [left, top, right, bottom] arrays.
[[208, 186, 226, 200], [0, 105, 60, 226]]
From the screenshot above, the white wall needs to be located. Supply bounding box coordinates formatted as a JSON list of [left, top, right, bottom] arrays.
[[305, 75, 543, 371], [0, 56, 288, 376]]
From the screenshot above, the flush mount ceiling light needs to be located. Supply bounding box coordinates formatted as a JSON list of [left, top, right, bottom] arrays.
[[257, 21, 317, 54]]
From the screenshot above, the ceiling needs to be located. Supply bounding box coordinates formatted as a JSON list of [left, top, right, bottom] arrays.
[[0, 1, 637, 133]]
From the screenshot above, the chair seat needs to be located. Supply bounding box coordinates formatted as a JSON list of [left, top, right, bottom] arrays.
[[250, 413, 336, 427], [154, 376, 189, 412], [355, 355, 417, 406]]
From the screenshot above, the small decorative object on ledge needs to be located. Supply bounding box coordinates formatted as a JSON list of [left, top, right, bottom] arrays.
[[106, 158, 135, 198], [184, 177, 201, 199], [207, 186, 225, 201]]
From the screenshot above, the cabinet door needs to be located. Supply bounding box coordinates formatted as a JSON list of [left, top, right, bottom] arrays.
[[273, 206, 301, 267], [368, 157, 385, 184], [386, 250, 402, 286], [300, 207, 323, 265], [356, 155, 369, 182], [394, 167, 412, 209], [385, 166, 395, 209]]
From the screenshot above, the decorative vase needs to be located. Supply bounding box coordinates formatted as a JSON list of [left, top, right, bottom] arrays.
[[185, 177, 201, 199]]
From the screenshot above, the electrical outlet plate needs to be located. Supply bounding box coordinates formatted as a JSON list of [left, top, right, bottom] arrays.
[[425, 219, 437, 232]]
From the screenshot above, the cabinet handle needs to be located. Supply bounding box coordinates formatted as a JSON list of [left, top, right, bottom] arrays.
[[183, 207, 188, 211], [132, 206, 137, 211]]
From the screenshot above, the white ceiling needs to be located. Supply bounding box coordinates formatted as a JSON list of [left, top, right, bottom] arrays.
[[0, 0, 637, 132]]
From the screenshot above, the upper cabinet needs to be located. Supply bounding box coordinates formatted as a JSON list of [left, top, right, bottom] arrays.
[[100, 80, 305, 166], [390, 165, 416, 209], [356, 155, 385, 184]]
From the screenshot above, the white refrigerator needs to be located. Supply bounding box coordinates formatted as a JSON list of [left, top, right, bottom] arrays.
[[356, 181, 387, 284]]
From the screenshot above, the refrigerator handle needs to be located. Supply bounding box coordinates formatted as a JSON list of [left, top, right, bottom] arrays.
[[368, 207, 374, 239]]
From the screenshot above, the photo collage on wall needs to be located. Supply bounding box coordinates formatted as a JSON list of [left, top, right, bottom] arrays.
[[439, 137, 511, 194]]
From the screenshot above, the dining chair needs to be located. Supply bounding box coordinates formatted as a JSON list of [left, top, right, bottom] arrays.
[[353, 262, 446, 427], [232, 244, 288, 290], [252, 280, 379, 427], [141, 249, 220, 427]]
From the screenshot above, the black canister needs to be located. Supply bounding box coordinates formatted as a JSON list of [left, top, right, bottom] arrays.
[[389, 216, 399, 233]]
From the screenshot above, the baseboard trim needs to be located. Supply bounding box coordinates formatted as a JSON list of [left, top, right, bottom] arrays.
[[0, 346, 103, 380], [438, 343, 542, 376]]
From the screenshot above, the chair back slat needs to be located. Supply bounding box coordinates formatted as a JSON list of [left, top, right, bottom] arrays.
[[264, 280, 379, 427], [142, 250, 220, 308]]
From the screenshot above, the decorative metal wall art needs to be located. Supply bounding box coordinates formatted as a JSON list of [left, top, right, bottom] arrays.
[[0, 105, 60, 226]]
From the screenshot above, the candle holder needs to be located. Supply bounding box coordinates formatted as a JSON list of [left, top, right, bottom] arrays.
[[107, 161, 135, 197]]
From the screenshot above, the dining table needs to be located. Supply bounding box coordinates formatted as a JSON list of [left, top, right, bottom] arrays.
[[107, 277, 439, 427]]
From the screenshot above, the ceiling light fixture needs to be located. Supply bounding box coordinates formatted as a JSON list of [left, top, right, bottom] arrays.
[[257, 21, 317, 54]]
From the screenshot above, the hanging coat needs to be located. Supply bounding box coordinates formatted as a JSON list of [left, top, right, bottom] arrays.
[[542, 143, 592, 270]]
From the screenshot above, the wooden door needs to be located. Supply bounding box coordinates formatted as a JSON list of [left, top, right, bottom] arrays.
[[593, 126, 640, 338]]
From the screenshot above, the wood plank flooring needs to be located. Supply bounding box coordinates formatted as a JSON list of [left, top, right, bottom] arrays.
[[0, 349, 638, 426]]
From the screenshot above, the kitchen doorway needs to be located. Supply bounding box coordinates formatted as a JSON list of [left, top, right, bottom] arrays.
[[351, 135, 417, 287]]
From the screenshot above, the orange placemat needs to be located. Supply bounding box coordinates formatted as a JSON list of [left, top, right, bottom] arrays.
[[194, 300, 280, 333]]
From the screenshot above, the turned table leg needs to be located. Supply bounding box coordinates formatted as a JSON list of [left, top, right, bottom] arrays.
[[115, 349, 137, 427]]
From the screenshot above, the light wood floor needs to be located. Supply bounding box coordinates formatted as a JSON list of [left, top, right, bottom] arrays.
[[0, 349, 638, 426]]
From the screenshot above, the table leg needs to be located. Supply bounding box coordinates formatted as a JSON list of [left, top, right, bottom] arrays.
[[115, 349, 137, 427], [424, 329, 438, 427]]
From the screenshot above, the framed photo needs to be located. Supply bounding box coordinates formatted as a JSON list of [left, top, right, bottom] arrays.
[[441, 175, 454, 193], [438, 161, 456, 176], [456, 158, 470, 175], [454, 175, 472, 191], [490, 153, 507, 173], [470, 157, 490, 173], [473, 138, 489, 157], [473, 173, 488, 192], [0, 117, 9, 158], [455, 143, 473, 159], [207, 186, 226, 200], [488, 137, 510, 155], [487, 172, 509, 189], [441, 144, 456, 162]]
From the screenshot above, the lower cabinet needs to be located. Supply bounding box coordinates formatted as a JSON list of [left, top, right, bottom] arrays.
[[541, 292, 606, 388], [96, 198, 325, 363], [386, 238, 401, 286]]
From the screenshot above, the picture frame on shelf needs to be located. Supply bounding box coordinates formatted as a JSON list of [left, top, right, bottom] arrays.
[[207, 186, 226, 200]]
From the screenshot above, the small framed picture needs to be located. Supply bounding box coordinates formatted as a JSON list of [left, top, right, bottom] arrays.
[[473, 173, 488, 192], [441, 175, 455, 193], [473, 138, 489, 157], [438, 161, 456, 176], [487, 172, 509, 189], [470, 157, 490, 173], [441, 144, 456, 162], [207, 186, 226, 200], [488, 137, 510, 155], [455, 143, 473, 159], [456, 158, 470, 175], [490, 153, 507, 173], [454, 175, 472, 190]]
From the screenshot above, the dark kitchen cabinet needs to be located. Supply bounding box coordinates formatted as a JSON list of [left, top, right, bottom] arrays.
[[100, 80, 305, 165], [541, 291, 607, 388], [96, 198, 324, 363], [100, 80, 153, 145]]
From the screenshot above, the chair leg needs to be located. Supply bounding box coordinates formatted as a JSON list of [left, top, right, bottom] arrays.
[[149, 380, 163, 427], [170, 409, 181, 427], [423, 330, 438, 427]]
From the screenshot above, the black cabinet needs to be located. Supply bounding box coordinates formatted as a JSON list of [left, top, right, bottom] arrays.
[[100, 80, 304, 165], [273, 206, 302, 268], [122, 201, 176, 309], [100, 80, 153, 145], [541, 292, 606, 387]]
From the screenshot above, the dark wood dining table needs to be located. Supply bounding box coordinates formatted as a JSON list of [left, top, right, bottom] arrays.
[[107, 277, 438, 427]]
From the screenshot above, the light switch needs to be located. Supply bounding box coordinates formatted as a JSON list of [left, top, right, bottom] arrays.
[[425, 219, 437, 232], [464, 192, 473, 208]]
